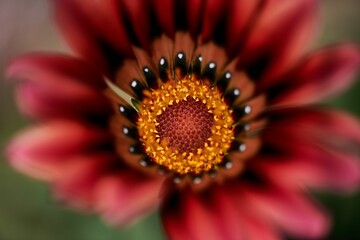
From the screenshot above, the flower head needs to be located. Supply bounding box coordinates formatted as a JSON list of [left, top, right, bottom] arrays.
[[6, 0, 360, 239]]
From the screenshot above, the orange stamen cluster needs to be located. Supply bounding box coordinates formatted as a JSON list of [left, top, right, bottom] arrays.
[[137, 76, 234, 175]]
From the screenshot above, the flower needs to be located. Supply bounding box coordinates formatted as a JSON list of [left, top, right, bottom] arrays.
[[6, 0, 360, 239]]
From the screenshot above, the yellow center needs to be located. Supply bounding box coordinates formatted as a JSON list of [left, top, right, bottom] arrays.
[[137, 75, 234, 175]]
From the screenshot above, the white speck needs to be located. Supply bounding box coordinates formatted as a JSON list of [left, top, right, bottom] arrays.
[[234, 89, 240, 96], [139, 159, 147, 167], [119, 106, 125, 113], [198, 56, 203, 62], [177, 53, 184, 59], [225, 72, 231, 79], [144, 67, 149, 73], [244, 124, 250, 131], [174, 177, 182, 184], [131, 81, 137, 88], [239, 144, 246, 152], [225, 161, 233, 169], [209, 62, 216, 69], [193, 177, 202, 185], [160, 58, 165, 65], [123, 127, 129, 135], [244, 105, 252, 114]]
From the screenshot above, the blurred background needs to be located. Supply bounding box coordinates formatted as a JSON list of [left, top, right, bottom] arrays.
[[0, 0, 359, 239]]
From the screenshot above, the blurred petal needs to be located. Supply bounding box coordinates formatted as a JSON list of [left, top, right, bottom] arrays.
[[53, 0, 131, 70], [95, 173, 164, 226], [52, 153, 115, 211], [272, 44, 360, 105], [259, 108, 360, 191], [162, 190, 226, 240], [240, 0, 318, 86], [6, 121, 110, 180], [241, 185, 330, 238], [7, 53, 104, 88], [15, 79, 109, 119]]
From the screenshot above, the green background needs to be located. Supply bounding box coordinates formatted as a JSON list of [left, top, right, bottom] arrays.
[[0, 0, 359, 239]]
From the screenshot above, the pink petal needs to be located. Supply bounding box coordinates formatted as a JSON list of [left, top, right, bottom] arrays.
[[162, 187, 280, 240], [6, 121, 111, 180], [272, 44, 360, 105], [7, 53, 104, 88], [162, 190, 226, 240], [239, 0, 319, 86], [52, 153, 115, 211], [259, 108, 360, 192], [94, 173, 164, 226], [241, 185, 330, 239], [53, 0, 132, 70], [15, 79, 109, 119], [254, 151, 360, 192], [214, 187, 280, 240], [7, 54, 110, 119]]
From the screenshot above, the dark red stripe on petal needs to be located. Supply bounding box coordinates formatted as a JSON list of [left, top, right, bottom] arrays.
[[271, 44, 360, 106], [240, 0, 319, 85]]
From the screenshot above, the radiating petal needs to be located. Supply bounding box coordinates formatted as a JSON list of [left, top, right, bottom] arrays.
[[226, 0, 261, 54], [15, 79, 109, 119], [7, 53, 104, 88], [6, 121, 111, 180], [53, 0, 131, 71], [240, 0, 319, 86], [95, 173, 164, 226], [241, 185, 330, 238], [271, 44, 360, 105], [162, 190, 227, 240], [52, 153, 115, 211]]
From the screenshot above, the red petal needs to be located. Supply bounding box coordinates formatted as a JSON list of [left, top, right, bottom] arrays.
[[226, 0, 261, 54], [52, 153, 115, 211], [94, 173, 164, 226], [152, 0, 175, 36], [201, 0, 230, 43], [162, 187, 280, 240], [53, 0, 131, 70], [6, 121, 110, 180], [162, 190, 226, 240], [240, 0, 319, 85], [272, 44, 360, 105], [241, 185, 330, 238], [120, 0, 152, 50], [15, 79, 109, 119], [260, 108, 360, 192], [217, 186, 280, 240], [7, 53, 104, 88]]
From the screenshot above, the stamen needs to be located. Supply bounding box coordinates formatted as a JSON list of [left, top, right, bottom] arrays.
[[230, 141, 246, 152], [159, 57, 169, 82], [118, 104, 138, 121], [191, 54, 202, 76], [224, 88, 241, 105], [130, 79, 148, 100], [202, 62, 217, 82], [216, 71, 232, 93], [129, 143, 144, 154], [174, 52, 187, 77], [233, 105, 252, 121], [139, 157, 153, 167], [122, 126, 139, 139], [143, 67, 157, 88]]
